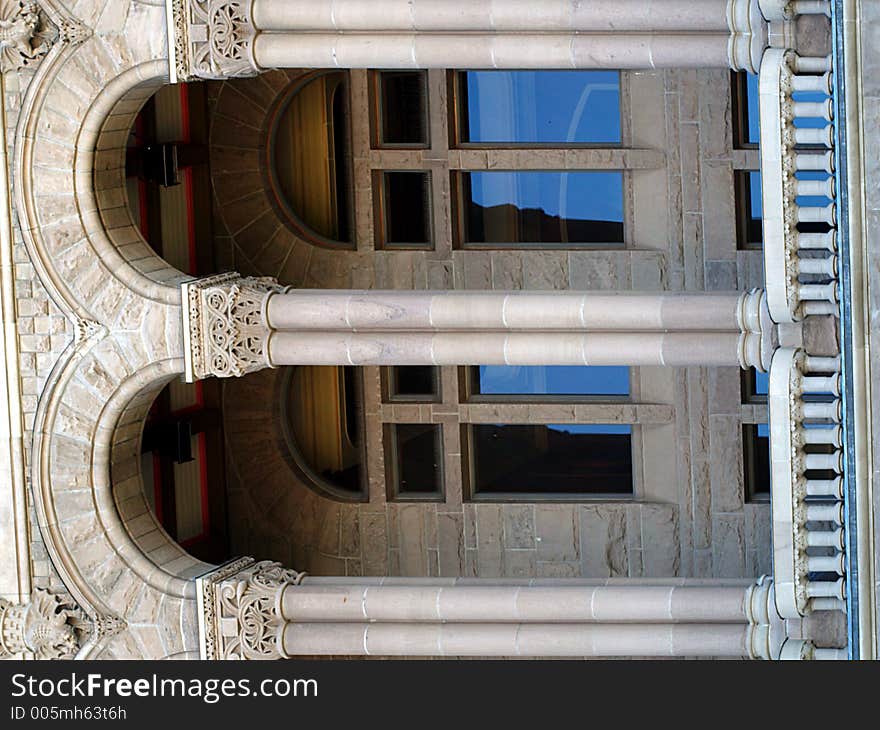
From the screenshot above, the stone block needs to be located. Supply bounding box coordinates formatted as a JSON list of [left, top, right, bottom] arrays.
[[535, 505, 578, 562], [502, 505, 535, 550]]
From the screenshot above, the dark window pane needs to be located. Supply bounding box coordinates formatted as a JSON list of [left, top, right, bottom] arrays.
[[742, 367, 769, 403], [458, 171, 624, 246], [382, 171, 432, 246], [733, 72, 759, 147], [737, 170, 762, 249], [469, 424, 632, 496], [475, 366, 629, 396], [743, 423, 770, 500], [459, 71, 620, 144], [392, 424, 443, 496], [380, 72, 428, 145], [391, 366, 438, 399]]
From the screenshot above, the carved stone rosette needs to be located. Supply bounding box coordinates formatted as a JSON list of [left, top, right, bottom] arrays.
[[182, 273, 287, 382], [197, 559, 306, 660], [0, 590, 83, 659], [169, 0, 261, 82]]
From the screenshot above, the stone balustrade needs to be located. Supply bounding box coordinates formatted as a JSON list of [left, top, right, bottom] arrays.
[[769, 348, 847, 627], [759, 50, 839, 323]]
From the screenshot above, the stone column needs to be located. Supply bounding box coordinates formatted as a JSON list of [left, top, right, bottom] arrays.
[[181, 276, 774, 380], [196, 561, 806, 660], [170, 0, 773, 81], [264, 291, 752, 332]]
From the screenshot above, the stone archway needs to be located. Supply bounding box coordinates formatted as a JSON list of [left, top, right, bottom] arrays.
[[13, 0, 205, 658]]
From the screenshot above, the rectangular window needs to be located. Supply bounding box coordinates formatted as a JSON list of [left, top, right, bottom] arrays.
[[465, 423, 633, 500], [736, 170, 762, 249], [385, 366, 440, 402], [467, 365, 629, 400], [453, 171, 624, 248], [732, 71, 760, 148], [743, 423, 770, 502], [742, 367, 769, 403], [386, 423, 444, 500], [374, 71, 429, 147], [455, 70, 621, 145], [375, 171, 433, 249]]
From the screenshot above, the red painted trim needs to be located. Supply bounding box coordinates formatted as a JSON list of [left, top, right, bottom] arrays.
[[179, 84, 199, 276]]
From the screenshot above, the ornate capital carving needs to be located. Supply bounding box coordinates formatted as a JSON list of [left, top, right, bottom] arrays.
[[197, 559, 305, 660], [170, 0, 260, 82], [182, 273, 287, 382], [0, 589, 85, 659], [0, 1, 53, 72]]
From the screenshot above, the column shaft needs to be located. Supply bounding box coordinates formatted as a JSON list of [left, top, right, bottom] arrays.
[[267, 331, 745, 367], [253, 32, 735, 70], [252, 0, 732, 33], [265, 291, 745, 332], [282, 622, 753, 657], [281, 583, 751, 623]]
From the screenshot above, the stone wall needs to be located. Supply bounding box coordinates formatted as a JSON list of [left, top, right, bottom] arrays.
[[216, 66, 772, 580]]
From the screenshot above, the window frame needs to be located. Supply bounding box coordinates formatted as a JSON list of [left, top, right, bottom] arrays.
[[279, 366, 370, 504], [742, 423, 771, 503], [373, 169, 435, 250], [461, 423, 636, 503], [448, 70, 624, 149], [735, 169, 763, 250], [450, 169, 627, 251], [459, 365, 632, 404], [266, 70, 357, 250], [731, 71, 760, 150], [384, 422, 446, 502], [370, 70, 431, 150], [383, 366, 442, 403]]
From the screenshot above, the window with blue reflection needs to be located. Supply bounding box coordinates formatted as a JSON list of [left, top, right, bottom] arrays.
[[737, 170, 762, 249], [469, 423, 633, 497], [755, 370, 769, 397], [457, 170, 624, 246], [475, 365, 629, 397], [458, 71, 621, 145], [742, 367, 769, 403], [746, 73, 760, 144], [733, 72, 760, 147]]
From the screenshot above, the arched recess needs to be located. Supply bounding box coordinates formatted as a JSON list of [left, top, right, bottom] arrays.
[[32, 332, 204, 659], [15, 33, 184, 326], [15, 4, 205, 658], [210, 70, 369, 286], [222, 368, 367, 575]]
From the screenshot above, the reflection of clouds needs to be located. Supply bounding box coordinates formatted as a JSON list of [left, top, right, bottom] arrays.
[[480, 365, 547, 393], [559, 82, 618, 227]]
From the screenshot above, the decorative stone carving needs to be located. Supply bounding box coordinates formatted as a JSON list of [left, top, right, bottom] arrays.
[[0, 1, 53, 72], [0, 1, 90, 72], [182, 273, 287, 382], [170, 0, 260, 82], [197, 559, 306, 660], [0, 589, 85, 659], [73, 317, 105, 346]]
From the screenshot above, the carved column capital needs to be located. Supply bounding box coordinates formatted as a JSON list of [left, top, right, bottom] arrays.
[[0, 589, 85, 660], [169, 0, 261, 82], [197, 558, 306, 660], [182, 273, 288, 382]]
